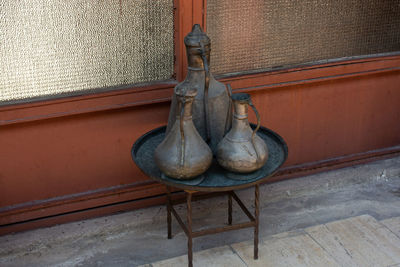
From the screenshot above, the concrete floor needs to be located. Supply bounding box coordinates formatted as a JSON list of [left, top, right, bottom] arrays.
[[147, 215, 400, 267], [1, 156, 400, 266]]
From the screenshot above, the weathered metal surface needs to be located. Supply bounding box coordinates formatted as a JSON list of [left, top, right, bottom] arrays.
[[166, 187, 260, 267], [131, 124, 287, 192], [254, 184, 259, 260], [166, 24, 231, 154], [186, 191, 193, 267], [154, 90, 212, 179], [217, 93, 268, 173]]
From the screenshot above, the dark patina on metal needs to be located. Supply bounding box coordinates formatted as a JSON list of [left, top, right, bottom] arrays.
[[154, 89, 212, 179], [166, 24, 232, 154], [131, 124, 287, 267], [131, 124, 288, 192], [217, 93, 269, 173]]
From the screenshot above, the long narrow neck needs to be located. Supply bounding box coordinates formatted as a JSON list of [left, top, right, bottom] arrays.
[[232, 101, 250, 128], [186, 49, 211, 69], [233, 100, 249, 118], [182, 99, 194, 118], [176, 97, 194, 120], [185, 68, 204, 80]]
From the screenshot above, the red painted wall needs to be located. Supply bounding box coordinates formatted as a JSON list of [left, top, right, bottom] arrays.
[[1, 58, 399, 234]]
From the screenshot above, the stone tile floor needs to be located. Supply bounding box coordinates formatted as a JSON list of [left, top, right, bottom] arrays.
[[1, 156, 400, 266], [146, 215, 400, 267]]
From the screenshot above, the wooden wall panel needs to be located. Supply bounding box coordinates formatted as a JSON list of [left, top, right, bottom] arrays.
[[249, 72, 400, 166], [1, 0, 398, 235], [0, 103, 168, 207], [0, 59, 399, 234], [0, 103, 170, 228]]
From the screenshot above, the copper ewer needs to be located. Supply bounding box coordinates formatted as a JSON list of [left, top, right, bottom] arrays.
[[216, 93, 268, 173], [154, 88, 212, 179], [166, 24, 232, 154]]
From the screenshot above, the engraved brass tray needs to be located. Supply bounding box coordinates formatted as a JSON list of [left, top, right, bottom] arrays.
[[131, 125, 288, 192]]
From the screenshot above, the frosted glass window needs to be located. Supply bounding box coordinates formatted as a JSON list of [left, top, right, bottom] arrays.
[[0, 0, 174, 102], [207, 0, 400, 75]]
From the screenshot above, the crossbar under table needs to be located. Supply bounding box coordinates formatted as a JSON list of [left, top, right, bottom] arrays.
[[166, 184, 260, 267]]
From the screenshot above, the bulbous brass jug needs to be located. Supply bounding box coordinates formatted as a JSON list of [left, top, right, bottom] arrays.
[[216, 93, 268, 173], [166, 24, 231, 154], [155, 88, 212, 179]]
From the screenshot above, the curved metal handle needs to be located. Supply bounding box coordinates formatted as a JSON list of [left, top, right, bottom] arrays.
[[224, 84, 233, 134], [249, 100, 261, 138], [200, 42, 210, 142], [249, 99, 261, 160], [179, 98, 186, 167]]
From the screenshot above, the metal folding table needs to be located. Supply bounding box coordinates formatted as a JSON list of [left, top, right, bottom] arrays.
[[132, 125, 287, 267]]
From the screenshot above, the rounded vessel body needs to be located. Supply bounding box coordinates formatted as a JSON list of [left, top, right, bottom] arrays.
[[217, 93, 268, 173], [155, 93, 212, 179], [166, 24, 231, 154]]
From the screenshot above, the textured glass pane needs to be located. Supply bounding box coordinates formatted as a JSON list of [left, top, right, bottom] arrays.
[[207, 0, 400, 75], [0, 0, 173, 102]]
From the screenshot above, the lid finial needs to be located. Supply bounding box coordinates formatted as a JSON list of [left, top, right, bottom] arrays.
[[184, 24, 210, 47]]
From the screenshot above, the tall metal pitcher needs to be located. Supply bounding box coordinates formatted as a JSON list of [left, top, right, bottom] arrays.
[[155, 88, 212, 179], [166, 24, 231, 154], [216, 93, 268, 173]]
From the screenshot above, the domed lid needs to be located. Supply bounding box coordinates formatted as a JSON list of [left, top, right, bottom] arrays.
[[184, 24, 210, 47]]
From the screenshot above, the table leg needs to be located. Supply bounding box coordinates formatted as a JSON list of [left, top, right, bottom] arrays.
[[254, 184, 259, 260], [166, 186, 172, 239], [228, 192, 233, 225], [187, 191, 193, 267]]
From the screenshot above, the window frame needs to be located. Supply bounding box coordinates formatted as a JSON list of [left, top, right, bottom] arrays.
[[1, 0, 400, 126]]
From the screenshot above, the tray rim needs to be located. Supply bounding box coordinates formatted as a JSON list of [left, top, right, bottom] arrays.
[[131, 124, 288, 192]]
